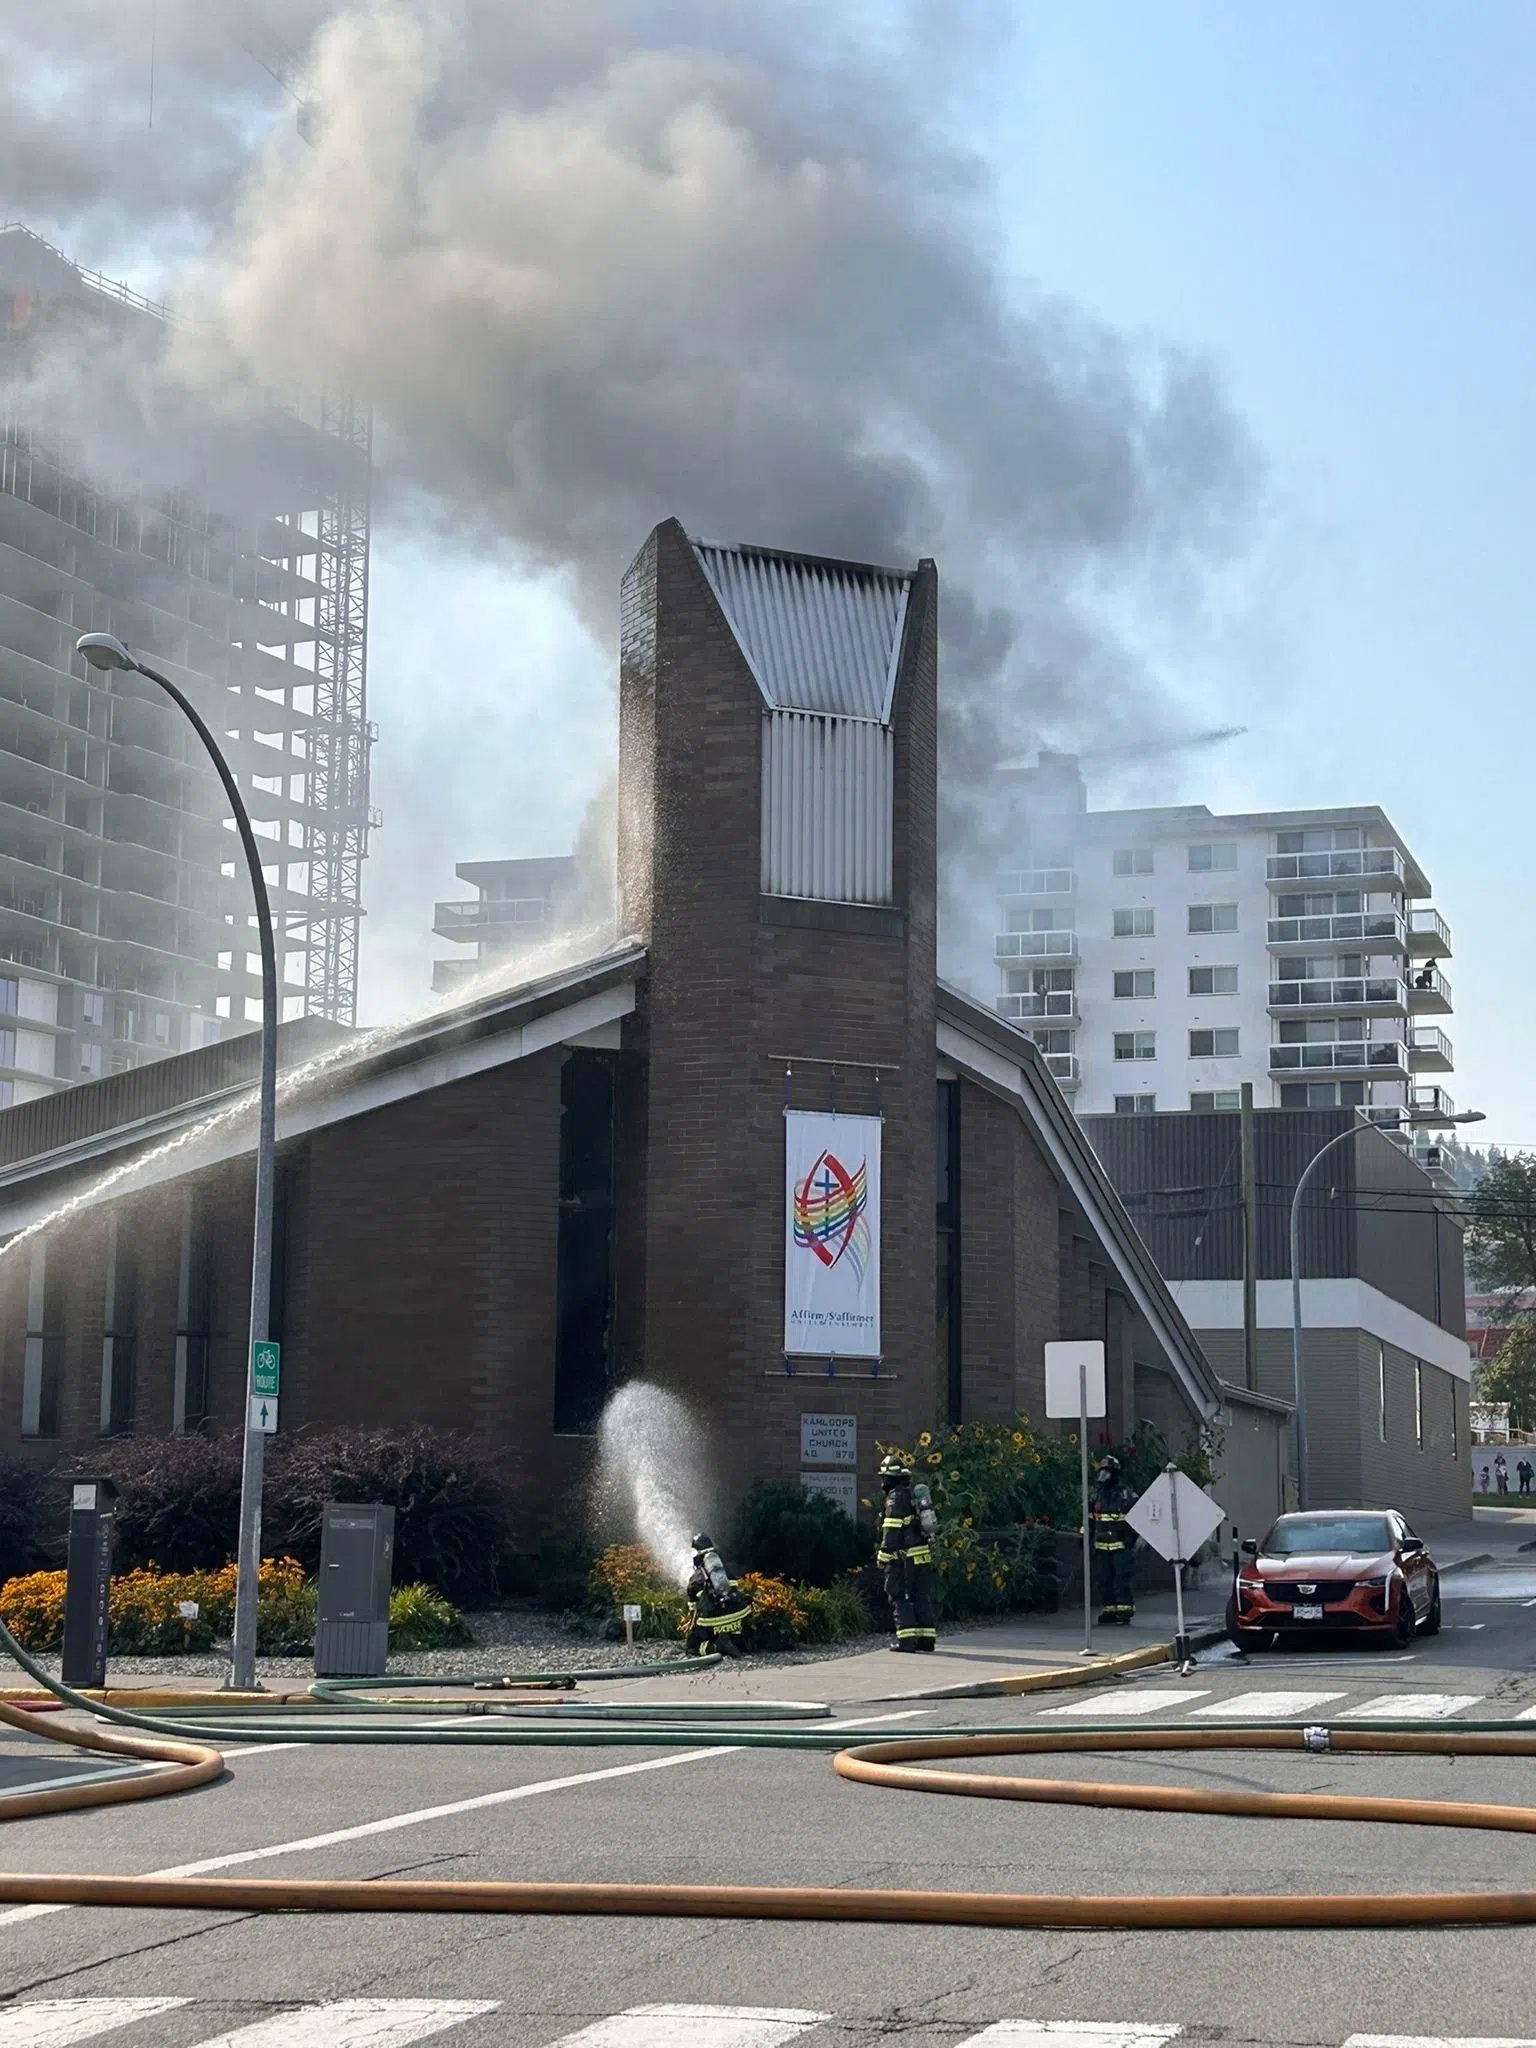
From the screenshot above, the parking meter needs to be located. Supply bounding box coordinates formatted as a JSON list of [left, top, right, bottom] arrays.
[[62, 1478, 119, 1688]]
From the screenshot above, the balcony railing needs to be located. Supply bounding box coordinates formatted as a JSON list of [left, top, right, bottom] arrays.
[[1267, 977, 1407, 1011], [998, 868, 1076, 897], [1266, 911, 1405, 951], [433, 897, 552, 939], [995, 930, 1078, 961], [1267, 848, 1405, 886], [1411, 1084, 1457, 1119], [1409, 1025, 1454, 1072], [995, 990, 1078, 1023], [1042, 1051, 1080, 1088], [1269, 1040, 1408, 1076], [1408, 906, 1452, 957], [1407, 964, 1453, 1014]]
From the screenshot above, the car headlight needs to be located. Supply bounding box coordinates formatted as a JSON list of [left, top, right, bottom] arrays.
[[1359, 1575, 1390, 1588], [1236, 1577, 1263, 1595]]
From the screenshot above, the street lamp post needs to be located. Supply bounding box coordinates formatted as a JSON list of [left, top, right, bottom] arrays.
[[1290, 1106, 1484, 1509], [76, 632, 277, 1693]]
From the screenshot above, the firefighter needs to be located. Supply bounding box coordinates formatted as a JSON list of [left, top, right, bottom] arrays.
[[683, 1533, 752, 1657], [1090, 1453, 1137, 1625], [876, 1453, 939, 1652]]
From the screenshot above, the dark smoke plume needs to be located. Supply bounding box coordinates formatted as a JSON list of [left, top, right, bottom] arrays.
[[5, 1, 1261, 986]]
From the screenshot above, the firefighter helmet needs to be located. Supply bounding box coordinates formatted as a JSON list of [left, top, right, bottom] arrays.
[[878, 1454, 907, 1482]]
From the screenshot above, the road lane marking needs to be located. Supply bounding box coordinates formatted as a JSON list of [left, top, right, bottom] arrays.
[[1340, 1694, 1485, 1720], [953, 2026, 1181, 2046], [1040, 1690, 1209, 1718], [0, 1709, 928, 1931], [544, 2006, 826, 2047], [0, 1999, 188, 2046], [183, 2000, 499, 2047], [1189, 1691, 1346, 1718]]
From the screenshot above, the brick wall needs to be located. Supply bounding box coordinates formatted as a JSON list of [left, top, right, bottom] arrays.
[[618, 520, 939, 1502]]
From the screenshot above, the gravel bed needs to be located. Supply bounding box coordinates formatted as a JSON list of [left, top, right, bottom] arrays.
[[13, 1607, 891, 1685]]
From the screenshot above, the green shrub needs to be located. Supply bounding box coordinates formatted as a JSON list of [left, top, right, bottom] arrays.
[[389, 1582, 475, 1650], [0, 1460, 54, 1585], [796, 1575, 873, 1644], [729, 1480, 874, 1587], [586, 1544, 687, 1639]]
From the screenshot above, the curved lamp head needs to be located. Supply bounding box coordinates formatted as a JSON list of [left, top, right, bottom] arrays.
[[76, 632, 137, 673]]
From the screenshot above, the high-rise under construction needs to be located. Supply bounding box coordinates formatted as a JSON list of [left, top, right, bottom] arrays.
[[0, 223, 373, 1104]]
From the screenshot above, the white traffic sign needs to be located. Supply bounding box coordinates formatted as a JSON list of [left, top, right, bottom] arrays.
[[249, 1394, 279, 1435], [1126, 1468, 1224, 1563], [622, 1605, 642, 1624], [1044, 1340, 1106, 1419]]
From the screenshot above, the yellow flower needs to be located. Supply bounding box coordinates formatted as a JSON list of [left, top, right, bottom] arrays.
[[962, 1517, 973, 1528], [918, 1431, 932, 1448], [926, 1451, 942, 1465], [859, 1497, 872, 1508]]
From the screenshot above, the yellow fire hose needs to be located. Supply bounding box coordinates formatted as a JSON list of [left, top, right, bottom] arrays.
[[9, 1656, 1536, 1928]]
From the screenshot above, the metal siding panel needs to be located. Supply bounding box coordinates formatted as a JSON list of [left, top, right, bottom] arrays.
[[696, 544, 910, 718], [759, 713, 892, 905]]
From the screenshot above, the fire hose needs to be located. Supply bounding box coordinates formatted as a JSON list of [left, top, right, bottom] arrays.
[[5, 1618, 1536, 1930]]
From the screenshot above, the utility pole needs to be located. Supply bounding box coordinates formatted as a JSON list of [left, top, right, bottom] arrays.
[[1240, 1081, 1258, 1392]]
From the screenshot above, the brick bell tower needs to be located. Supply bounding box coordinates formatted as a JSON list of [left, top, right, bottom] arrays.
[[616, 518, 940, 1507]]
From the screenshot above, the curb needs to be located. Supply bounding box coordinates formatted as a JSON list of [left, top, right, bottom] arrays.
[[0, 1687, 312, 1709], [1438, 1553, 1494, 1576], [892, 1621, 1228, 1701]]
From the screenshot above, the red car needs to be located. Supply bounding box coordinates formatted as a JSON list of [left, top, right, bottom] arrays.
[[1227, 1508, 1441, 1649]]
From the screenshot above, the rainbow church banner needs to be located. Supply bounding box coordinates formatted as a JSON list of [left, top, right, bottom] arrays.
[[784, 1110, 881, 1359]]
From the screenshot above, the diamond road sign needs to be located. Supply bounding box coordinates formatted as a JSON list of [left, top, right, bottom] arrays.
[[1125, 1468, 1225, 1564], [251, 1341, 281, 1398], [249, 1395, 279, 1435]]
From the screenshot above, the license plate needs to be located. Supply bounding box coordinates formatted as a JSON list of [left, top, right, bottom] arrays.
[[1291, 1602, 1324, 1620]]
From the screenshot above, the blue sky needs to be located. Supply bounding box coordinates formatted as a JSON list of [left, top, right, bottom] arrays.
[[357, 6, 1534, 1142]]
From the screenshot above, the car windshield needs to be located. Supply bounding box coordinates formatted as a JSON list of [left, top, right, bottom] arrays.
[[1263, 1514, 1392, 1556]]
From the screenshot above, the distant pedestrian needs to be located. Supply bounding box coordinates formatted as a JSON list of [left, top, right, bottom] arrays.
[[1519, 1458, 1534, 1496], [1480, 1464, 1492, 1494], [1496, 1453, 1510, 1495]]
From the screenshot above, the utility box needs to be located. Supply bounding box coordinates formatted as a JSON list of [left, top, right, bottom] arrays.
[[61, 1478, 119, 1688], [313, 1503, 395, 1678]]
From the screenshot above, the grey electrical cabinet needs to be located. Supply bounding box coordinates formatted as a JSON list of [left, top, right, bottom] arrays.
[[313, 1503, 395, 1677]]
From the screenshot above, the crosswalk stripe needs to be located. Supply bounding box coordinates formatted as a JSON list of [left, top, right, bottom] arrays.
[[952, 2026, 1181, 2046], [1190, 1690, 1346, 1718], [1339, 1694, 1485, 1720], [0, 2001, 190, 2048], [183, 2003, 499, 2048], [1513, 1705, 1536, 1720], [1040, 1690, 1208, 1718], [543, 2007, 827, 2047], [1344, 2036, 1536, 2046]]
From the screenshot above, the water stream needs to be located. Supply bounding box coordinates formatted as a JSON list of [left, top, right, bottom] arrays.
[[593, 1382, 713, 1586]]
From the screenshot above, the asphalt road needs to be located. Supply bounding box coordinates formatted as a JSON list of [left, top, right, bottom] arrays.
[[2, 1569, 1535, 2048]]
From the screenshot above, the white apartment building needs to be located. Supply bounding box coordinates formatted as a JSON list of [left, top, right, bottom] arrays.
[[993, 753, 1455, 1139]]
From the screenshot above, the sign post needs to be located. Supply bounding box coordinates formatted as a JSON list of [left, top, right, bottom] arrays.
[[622, 1602, 642, 1649], [1044, 1340, 1107, 1656], [1126, 1463, 1226, 1674]]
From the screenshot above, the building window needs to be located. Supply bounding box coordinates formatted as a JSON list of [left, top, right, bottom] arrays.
[[113, 1004, 135, 1043], [936, 1080, 962, 1426], [1113, 970, 1155, 999], [1113, 848, 1154, 876], [1188, 903, 1238, 934], [1280, 1080, 1368, 1108], [1189, 1028, 1239, 1058], [553, 1050, 619, 1434], [152, 1012, 171, 1046], [1188, 965, 1238, 995], [1112, 907, 1155, 937], [0, 978, 16, 1015], [1451, 1390, 1458, 1461], [1113, 1031, 1156, 1061], [1188, 843, 1237, 872], [1378, 1345, 1387, 1441], [0, 1029, 14, 1070], [20, 1240, 58, 1440], [1113, 1094, 1157, 1115], [81, 990, 105, 1027], [1190, 1090, 1242, 1112], [1276, 826, 1363, 854], [1414, 1362, 1424, 1450], [1029, 1029, 1075, 1055], [79, 1042, 104, 1077]]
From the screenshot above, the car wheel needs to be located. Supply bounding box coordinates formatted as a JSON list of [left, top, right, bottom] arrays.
[[1393, 1583, 1419, 1646], [1421, 1578, 1442, 1638]]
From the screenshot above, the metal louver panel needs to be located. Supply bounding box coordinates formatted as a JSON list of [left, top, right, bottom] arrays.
[[761, 712, 893, 905], [695, 543, 909, 719]]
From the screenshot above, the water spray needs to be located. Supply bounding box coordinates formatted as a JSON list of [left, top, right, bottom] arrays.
[[593, 1383, 713, 1587]]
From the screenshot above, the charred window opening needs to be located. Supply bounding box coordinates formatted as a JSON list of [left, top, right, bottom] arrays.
[[937, 1079, 962, 1426]]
